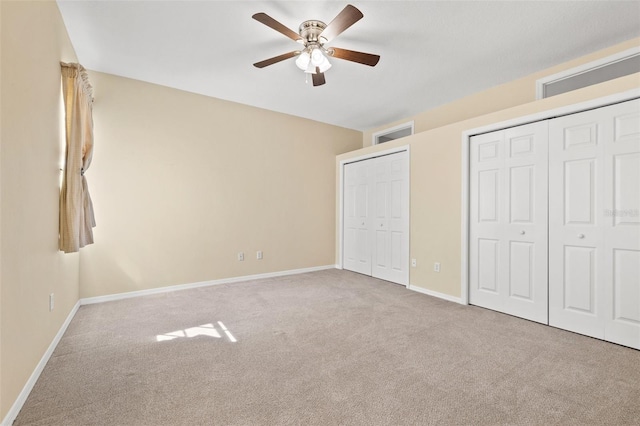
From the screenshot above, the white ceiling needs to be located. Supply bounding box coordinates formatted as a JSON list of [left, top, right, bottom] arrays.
[[56, 1, 640, 131]]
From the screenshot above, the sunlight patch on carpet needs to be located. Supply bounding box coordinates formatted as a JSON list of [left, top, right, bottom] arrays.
[[156, 322, 237, 342]]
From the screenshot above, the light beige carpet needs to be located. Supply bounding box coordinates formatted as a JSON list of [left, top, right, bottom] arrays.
[[14, 269, 640, 425]]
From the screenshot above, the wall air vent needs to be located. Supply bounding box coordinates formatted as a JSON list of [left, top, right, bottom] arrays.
[[373, 121, 414, 145], [536, 47, 640, 100]]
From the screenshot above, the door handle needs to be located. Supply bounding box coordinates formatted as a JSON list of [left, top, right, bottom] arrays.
[[520, 230, 525, 235], [361, 222, 365, 226], [578, 234, 585, 239]]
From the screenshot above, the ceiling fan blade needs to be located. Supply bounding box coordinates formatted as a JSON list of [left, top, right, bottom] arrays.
[[319, 4, 363, 42], [253, 51, 299, 68], [329, 47, 380, 67], [312, 68, 326, 86], [252, 13, 302, 42]]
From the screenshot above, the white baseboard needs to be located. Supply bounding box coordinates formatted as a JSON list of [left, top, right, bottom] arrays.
[[408, 284, 464, 304], [80, 264, 336, 305], [2, 300, 80, 426]]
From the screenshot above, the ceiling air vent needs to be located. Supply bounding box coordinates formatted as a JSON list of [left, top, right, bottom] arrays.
[[373, 121, 414, 145], [536, 47, 640, 100]]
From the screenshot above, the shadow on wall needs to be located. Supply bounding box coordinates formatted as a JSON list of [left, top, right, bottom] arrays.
[[79, 244, 144, 297]]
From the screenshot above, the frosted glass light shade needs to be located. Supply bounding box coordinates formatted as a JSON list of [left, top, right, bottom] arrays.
[[301, 48, 331, 74], [295, 51, 310, 70], [317, 58, 332, 73], [304, 61, 316, 74], [311, 48, 324, 66]]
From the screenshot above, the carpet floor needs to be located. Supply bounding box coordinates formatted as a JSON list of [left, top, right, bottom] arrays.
[[14, 269, 640, 425]]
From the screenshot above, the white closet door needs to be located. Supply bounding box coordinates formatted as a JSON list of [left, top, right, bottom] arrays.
[[603, 100, 640, 349], [549, 107, 606, 339], [343, 160, 372, 275], [343, 151, 409, 286], [469, 121, 549, 323], [371, 151, 409, 286], [469, 131, 504, 312], [550, 99, 640, 349]]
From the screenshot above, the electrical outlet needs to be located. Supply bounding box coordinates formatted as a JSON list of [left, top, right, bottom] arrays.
[[237, 252, 244, 261], [49, 293, 55, 311], [434, 262, 441, 273], [257, 250, 263, 260], [411, 258, 417, 267]]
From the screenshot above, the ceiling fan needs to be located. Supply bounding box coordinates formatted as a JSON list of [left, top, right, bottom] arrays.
[[252, 4, 380, 87]]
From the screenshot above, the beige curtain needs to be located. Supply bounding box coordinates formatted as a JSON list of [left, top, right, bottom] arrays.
[[59, 62, 96, 253]]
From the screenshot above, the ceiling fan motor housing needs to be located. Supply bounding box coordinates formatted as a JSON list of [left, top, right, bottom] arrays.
[[299, 20, 327, 46]]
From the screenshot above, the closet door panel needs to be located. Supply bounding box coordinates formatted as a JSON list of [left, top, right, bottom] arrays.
[[372, 151, 409, 286], [343, 160, 373, 275], [477, 238, 500, 293], [549, 108, 606, 339], [508, 241, 534, 300], [550, 98, 640, 349], [470, 121, 548, 323], [502, 124, 548, 323], [562, 245, 597, 314], [470, 131, 506, 312], [603, 100, 640, 350]]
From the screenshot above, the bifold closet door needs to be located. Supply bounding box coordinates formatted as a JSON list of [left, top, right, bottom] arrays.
[[469, 121, 549, 324], [371, 151, 409, 285], [343, 159, 372, 275], [343, 151, 409, 286], [549, 99, 640, 349], [603, 100, 640, 349]]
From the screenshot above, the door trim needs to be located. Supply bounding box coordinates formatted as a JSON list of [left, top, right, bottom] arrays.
[[460, 88, 640, 305], [338, 145, 411, 286]]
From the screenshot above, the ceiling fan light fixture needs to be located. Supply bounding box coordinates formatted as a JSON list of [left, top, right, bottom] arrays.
[[311, 48, 324, 66], [304, 61, 317, 74], [306, 47, 331, 73], [317, 57, 332, 73], [295, 51, 310, 70]]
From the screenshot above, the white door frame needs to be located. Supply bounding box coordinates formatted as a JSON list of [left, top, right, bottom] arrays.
[[338, 145, 411, 285], [460, 88, 640, 305]]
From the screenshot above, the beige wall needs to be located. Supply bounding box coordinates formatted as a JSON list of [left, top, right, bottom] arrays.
[[79, 72, 362, 298], [0, 1, 80, 419], [363, 38, 640, 147], [338, 39, 640, 299]]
